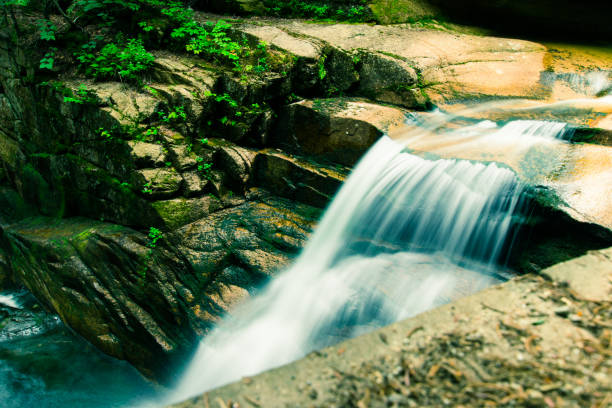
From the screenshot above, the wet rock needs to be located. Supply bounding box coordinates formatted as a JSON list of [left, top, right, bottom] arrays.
[[0, 193, 319, 382], [0, 217, 196, 382], [170, 247, 612, 408], [0, 291, 61, 342]]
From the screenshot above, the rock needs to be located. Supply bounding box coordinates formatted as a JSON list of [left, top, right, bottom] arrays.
[[134, 168, 183, 199], [170, 246, 612, 408], [357, 52, 424, 108], [181, 172, 207, 197], [238, 25, 320, 61], [0, 195, 319, 382], [0, 251, 11, 289], [253, 152, 345, 208], [88, 82, 162, 125], [0, 217, 196, 383], [554, 306, 571, 318], [248, 20, 563, 106], [323, 47, 360, 94], [215, 145, 257, 192], [127, 141, 167, 168], [541, 247, 612, 302], [152, 196, 225, 230], [169, 144, 198, 171], [275, 98, 406, 165], [395, 109, 612, 232], [369, 0, 441, 24]]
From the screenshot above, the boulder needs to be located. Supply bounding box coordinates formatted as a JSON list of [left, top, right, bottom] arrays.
[[0, 193, 319, 383], [274, 98, 407, 165], [127, 141, 168, 168], [253, 151, 345, 208], [134, 169, 184, 199]]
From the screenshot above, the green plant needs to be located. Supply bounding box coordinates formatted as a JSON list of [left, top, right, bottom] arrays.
[[147, 226, 163, 248], [98, 127, 113, 141], [137, 224, 163, 281], [318, 54, 327, 80], [157, 105, 187, 127], [39, 48, 57, 70], [141, 181, 153, 194], [37, 18, 56, 41], [196, 156, 212, 179], [75, 37, 155, 82], [262, 0, 370, 22], [63, 84, 97, 104]]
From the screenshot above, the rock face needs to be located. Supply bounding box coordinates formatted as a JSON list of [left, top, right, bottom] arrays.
[[236, 18, 611, 108]]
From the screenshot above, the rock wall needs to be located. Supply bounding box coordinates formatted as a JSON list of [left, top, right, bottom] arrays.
[[0, 18, 332, 381]]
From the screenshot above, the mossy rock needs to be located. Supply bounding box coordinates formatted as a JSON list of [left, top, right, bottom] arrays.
[[369, 0, 442, 24], [152, 197, 223, 230]]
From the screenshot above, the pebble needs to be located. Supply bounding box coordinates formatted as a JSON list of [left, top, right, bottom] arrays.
[[554, 306, 571, 317]]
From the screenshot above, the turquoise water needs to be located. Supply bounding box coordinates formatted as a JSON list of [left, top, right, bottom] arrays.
[[0, 291, 161, 408]]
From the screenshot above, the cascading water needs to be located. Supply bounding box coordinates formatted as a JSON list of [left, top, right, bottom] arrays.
[[168, 128, 529, 402]]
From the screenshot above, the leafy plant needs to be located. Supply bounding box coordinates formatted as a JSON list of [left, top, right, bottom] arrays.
[[39, 48, 57, 70], [262, 0, 370, 22], [157, 106, 187, 125], [147, 226, 163, 248], [141, 181, 153, 194], [37, 18, 57, 41], [63, 84, 98, 104], [75, 37, 155, 82], [318, 54, 327, 80]]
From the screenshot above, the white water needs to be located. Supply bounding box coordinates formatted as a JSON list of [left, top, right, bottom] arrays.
[[0, 293, 20, 309], [497, 120, 574, 141], [169, 131, 527, 402]]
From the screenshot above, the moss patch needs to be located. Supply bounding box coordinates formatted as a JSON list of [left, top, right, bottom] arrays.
[[369, 0, 441, 24]]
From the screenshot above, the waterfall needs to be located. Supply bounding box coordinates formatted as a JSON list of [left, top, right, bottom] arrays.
[[168, 129, 529, 403]]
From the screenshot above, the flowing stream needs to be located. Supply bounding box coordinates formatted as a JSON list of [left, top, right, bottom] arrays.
[[166, 115, 579, 403]]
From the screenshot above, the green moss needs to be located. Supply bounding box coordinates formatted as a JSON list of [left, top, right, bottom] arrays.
[[152, 198, 210, 230], [368, 0, 441, 24]]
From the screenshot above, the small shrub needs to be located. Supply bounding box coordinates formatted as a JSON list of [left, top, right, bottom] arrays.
[[75, 37, 155, 82]]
